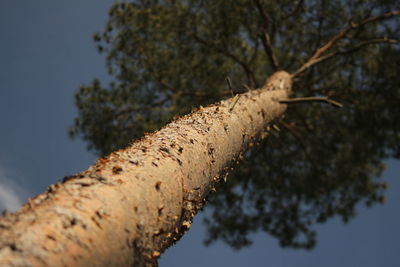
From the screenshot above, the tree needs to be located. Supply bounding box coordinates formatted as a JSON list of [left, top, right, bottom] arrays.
[[0, 71, 290, 266], [0, 1, 399, 266], [71, 0, 400, 249]]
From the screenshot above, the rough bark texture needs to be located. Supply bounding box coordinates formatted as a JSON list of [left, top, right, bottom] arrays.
[[0, 71, 292, 266]]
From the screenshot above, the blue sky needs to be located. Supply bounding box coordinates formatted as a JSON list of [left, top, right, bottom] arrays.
[[0, 2, 399, 266]]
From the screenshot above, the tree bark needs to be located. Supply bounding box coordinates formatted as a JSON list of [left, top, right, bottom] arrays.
[[0, 71, 292, 266]]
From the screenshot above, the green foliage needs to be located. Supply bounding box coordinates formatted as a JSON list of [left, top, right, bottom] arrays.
[[70, 0, 400, 249]]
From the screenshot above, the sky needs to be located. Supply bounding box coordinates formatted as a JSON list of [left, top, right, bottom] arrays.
[[0, 2, 399, 266]]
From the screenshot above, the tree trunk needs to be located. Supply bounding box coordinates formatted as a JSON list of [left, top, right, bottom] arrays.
[[0, 71, 292, 266]]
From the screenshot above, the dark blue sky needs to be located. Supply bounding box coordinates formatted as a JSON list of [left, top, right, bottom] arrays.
[[0, 2, 399, 266]]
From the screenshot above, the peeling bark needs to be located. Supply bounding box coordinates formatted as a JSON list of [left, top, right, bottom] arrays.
[[0, 71, 292, 266]]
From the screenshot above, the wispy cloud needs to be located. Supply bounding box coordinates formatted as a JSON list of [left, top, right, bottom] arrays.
[[0, 164, 28, 212]]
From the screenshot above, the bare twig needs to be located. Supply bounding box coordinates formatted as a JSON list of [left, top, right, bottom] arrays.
[[226, 77, 234, 96], [242, 84, 252, 91], [226, 77, 242, 111], [293, 10, 400, 77], [253, 0, 279, 70], [279, 96, 343, 108], [229, 94, 241, 111], [279, 121, 302, 139]]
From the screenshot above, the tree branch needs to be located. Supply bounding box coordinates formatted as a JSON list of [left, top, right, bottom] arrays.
[[253, 0, 280, 70], [261, 32, 280, 70], [191, 33, 257, 87], [0, 72, 293, 266], [293, 10, 400, 77], [311, 38, 398, 65]]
